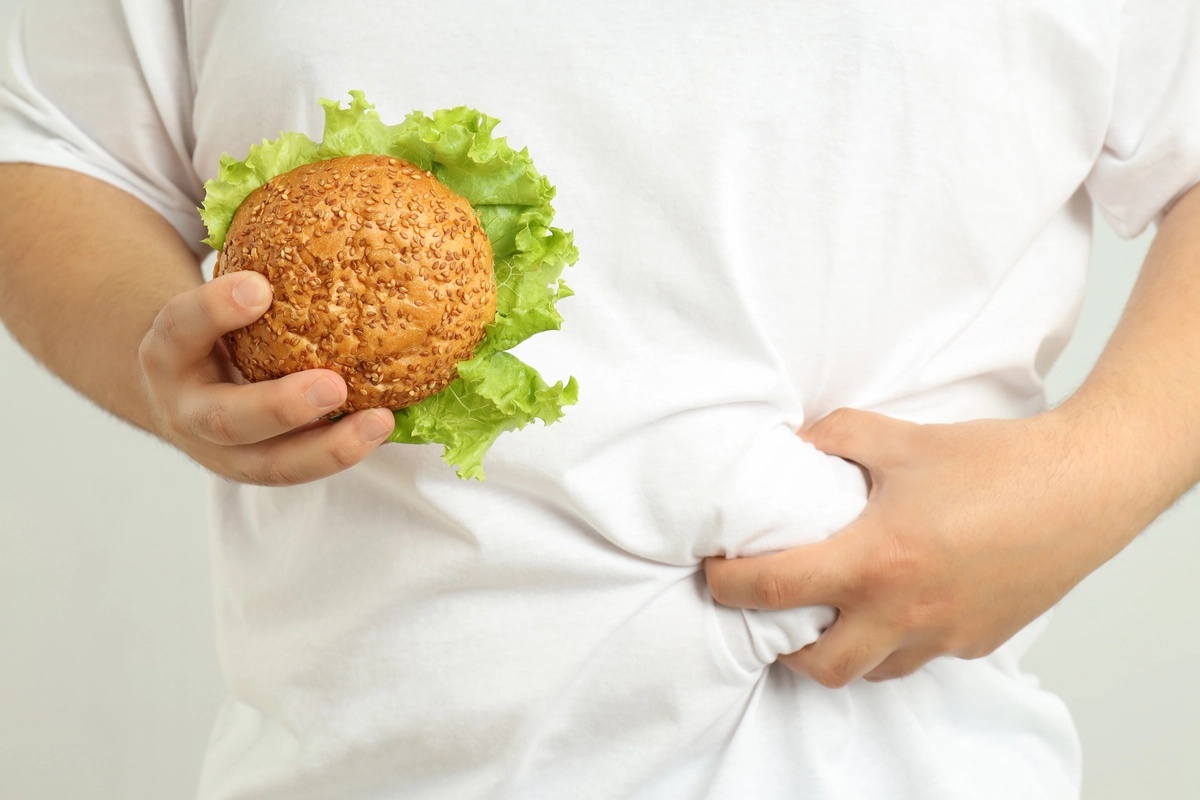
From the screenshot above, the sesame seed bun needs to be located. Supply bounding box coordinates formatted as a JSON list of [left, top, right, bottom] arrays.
[[214, 154, 497, 413]]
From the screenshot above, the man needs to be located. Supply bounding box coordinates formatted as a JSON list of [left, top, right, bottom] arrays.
[[2, 1, 1197, 797]]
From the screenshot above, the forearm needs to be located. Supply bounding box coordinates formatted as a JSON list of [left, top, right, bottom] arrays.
[[1052, 182, 1200, 543], [0, 164, 203, 436]]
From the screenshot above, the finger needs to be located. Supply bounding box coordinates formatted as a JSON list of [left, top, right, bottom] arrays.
[[704, 537, 856, 611], [863, 647, 939, 683], [142, 272, 272, 371], [798, 408, 916, 468], [179, 369, 348, 445], [779, 615, 898, 689], [232, 408, 396, 486]]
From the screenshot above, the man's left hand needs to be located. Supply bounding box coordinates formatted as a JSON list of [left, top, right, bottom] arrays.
[[704, 407, 1141, 688]]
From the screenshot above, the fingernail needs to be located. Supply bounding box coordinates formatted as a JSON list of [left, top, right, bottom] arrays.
[[306, 377, 342, 408], [232, 274, 269, 308], [361, 410, 394, 442]]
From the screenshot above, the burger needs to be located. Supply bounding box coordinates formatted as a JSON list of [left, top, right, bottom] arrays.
[[199, 92, 578, 479], [215, 154, 497, 413]]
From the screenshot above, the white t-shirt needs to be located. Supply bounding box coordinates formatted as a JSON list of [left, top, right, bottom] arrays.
[[4, 1, 1199, 797]]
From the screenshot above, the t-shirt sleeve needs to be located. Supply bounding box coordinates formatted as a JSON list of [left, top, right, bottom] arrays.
[[0, 0, 205, 255], [1084, 0, 1200, 239]]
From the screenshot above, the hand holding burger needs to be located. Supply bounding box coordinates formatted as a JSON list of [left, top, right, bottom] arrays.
[[138, 270, 397, 487], [180, 92, 577, 482]]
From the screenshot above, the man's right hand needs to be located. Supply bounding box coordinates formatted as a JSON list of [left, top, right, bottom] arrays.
[[138, 271, 395, 486]]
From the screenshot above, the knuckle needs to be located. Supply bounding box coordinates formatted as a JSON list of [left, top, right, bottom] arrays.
[[825, 410, 854, 434], [136, 331, 160, 372], [810, 408, 849, 443], [161, 408, 190, 443], [894, 654, 929, 679], [151, 303, 187, 352], [867, 663, 916, 683], [152, 285, 225, 354], [272, 396, 312, 431], [150, 308, 176, 344], [807, 662, 851, 689], [888, 601, 936, 635], [198, 403, 238, 445], [857, 539, 921, 606], [751, 570, 789, 610], [327, 438, 363, 472], [862, 534, 916, 588], [194, 286, 223, 329], [823, 407, 852, 428], [140, 312, 181, 372], [818, 408, 869, 457], [955, 638, 998, 661]]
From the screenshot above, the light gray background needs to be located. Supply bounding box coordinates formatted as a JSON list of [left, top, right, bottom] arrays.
[[0, 2, 1196, 797]]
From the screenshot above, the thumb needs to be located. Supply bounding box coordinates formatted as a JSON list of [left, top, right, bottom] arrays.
[[799, 407, 915, 469], [143, 271, 273, 372], [704, 535, 857, 611]]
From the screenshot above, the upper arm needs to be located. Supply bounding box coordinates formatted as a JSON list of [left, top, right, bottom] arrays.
[[0, 0, 205, 254]]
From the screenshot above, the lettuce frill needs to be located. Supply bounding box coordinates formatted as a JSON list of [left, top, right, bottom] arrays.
[[199, 91, 578, 479]]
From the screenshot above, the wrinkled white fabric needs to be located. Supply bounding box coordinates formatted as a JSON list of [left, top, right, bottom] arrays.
[[3, 1, 1199, 797]]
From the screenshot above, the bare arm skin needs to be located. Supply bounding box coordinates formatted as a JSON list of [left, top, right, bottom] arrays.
[[0, 164, 393, 485], [706, 182, 1200, 687]]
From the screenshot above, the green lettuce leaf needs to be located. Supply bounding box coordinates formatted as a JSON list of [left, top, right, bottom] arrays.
[[199, 131, 320, 250], [391, 354, 580, 481], [199, 91, 578, 479]]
